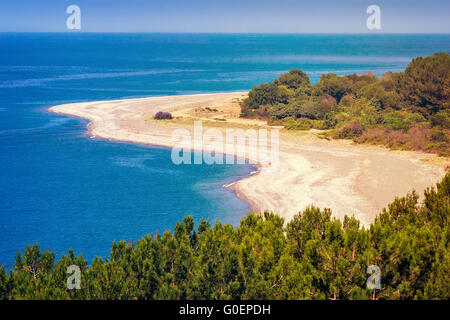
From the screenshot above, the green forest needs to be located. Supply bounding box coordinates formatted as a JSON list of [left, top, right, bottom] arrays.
[[0, 173, 448, 300], [241, 53, 450, 156]]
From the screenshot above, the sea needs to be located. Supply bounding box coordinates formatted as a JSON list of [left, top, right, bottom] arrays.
[[1, 33, 449, 269]]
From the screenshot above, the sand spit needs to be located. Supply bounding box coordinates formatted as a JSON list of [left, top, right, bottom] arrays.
[[50, 92, 446, 226]]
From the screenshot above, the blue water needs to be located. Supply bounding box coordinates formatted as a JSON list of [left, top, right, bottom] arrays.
[[1, 33, 449, 270]]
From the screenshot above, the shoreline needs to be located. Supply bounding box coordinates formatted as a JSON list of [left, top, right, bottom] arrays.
[[49, 92, 447, 226]]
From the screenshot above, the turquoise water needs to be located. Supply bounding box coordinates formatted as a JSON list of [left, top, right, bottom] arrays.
[[1, 33, 449, 269]]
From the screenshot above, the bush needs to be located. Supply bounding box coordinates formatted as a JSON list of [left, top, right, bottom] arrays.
[[276, 85, 295, 104], [344, 72, 379, 92], [383, 111, 410, 131], [154, 111, 173, 120], [339, 94, 356, 108], [360, 105, 383, 126], [426, 142, 450, 157], [335, 120, 365, 139], [270, 96, 336, 121], [379, 72, 397, 92], [404, 112, 426, 124], [333, 111, 351, 123], [268, 102, 300, 119], [310, 119, 331, 130], [283, 117, 312, 130], [407, 124, 432, 150], [382, 111, 427, 131], [355, 124, 450, 155], [296, 100, 325, 120], [243, 83, 278, 111], [431, 110, 450, 129], [275, 69, 312, 91], [431, 130, 449, 143], [357, 83, 400, 110], [312, 73, 351, 103]]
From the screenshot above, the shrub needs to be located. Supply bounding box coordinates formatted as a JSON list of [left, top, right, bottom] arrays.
[[431, 110, 450, 129], [275, 69, 312, 91], [276, 85, 295, 104], [404, 112, 426, 124], [272, 96, 336, 121], [312, 73, 351, 103], [267, 116, 284, 126], [344, 72, 379, 92], [426, 142, 450, 157], [383, 111, 409, 131], [379, 72, 397, 92], [333, 111, 351, 123], [154, 111, 173, 120], [339, 94, 356, 108], [408, 124, 431, 150], [243, 83, 278, 110], [355, 123, 450, 155], [382, 111, 427, 131], [360, 105, 383, 126], [310, 119, 330, 130], [283, 117, 312, 130], [357, 83, 400, 110], [430, 130, 449, 143], [296, 100, 325, 120], [335, 120, 365, 139], [268, 102, 300, 119]]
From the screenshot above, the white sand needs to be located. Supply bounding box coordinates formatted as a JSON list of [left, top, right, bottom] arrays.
[[49, 92, 446, 226]]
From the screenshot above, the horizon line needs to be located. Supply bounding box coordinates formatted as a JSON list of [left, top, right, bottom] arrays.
[[1, 31, 450, 35]]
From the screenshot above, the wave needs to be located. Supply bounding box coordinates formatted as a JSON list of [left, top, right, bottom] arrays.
[[0, 117, 71, 136], [16, 98, 91, 105], [165, 67, 404, 86], [306, 67, 405, 75], [150, 54, 413, 65], [0, 65, 91, 72], [165, 70, 288, 84], [0, 69, 206, 89], [111, 155, 181, 176], [229, 54, 413, 64]]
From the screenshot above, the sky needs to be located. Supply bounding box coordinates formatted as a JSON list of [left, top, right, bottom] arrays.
[[0, 0, 449, 33]]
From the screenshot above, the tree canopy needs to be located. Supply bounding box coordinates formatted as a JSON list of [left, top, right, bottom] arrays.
[[1, 173, 448, 300], [396, 53, 450, 115]]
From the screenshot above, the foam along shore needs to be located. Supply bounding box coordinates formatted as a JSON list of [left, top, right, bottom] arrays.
[[49, 92, 446, 226]]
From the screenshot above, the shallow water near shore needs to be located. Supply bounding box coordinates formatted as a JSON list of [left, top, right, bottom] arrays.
[[1, 33, 449, 270]]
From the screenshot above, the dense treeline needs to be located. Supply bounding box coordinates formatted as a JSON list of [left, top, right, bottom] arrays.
[[0, 174, 448, 300], [241, 53, 450, 156]]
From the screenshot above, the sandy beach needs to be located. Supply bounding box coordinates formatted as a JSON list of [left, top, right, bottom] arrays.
[[49, 92, 447, 226]]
